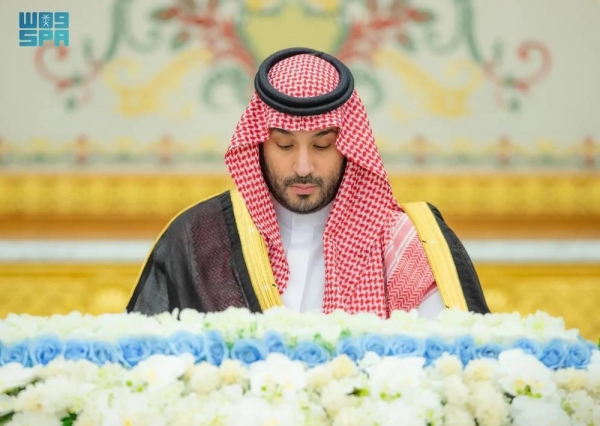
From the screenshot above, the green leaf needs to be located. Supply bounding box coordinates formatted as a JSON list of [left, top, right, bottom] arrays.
[[4, 386, 25, 397], [0, 413, 14, 426], [61, 412, 78, 426]]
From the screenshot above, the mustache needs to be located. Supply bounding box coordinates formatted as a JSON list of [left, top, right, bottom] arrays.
[[283, 175, 324, 187]]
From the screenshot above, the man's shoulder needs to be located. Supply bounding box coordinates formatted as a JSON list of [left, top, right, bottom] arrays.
[[157, 190, 232, 241]]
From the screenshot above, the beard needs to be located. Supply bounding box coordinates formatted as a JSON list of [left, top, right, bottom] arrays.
[[259, 146, 347, 215]]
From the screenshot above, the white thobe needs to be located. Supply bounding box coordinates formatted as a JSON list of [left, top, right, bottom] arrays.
[[272, 200, 445, 318]]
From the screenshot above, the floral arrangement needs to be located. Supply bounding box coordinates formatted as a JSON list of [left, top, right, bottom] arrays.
[[1, 308, 599, 425]]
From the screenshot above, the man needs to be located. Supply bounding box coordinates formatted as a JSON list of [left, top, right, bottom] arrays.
[[127, 48, 489, 318]]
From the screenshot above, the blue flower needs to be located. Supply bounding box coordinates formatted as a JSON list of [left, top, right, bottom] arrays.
[[454, 336, 476, 366], [335, 338, 364, 362], [206, 330, 228, 366], [512, 338, 542, 357], [540, 339, 568, 370], [147, 337, 172, 356], [388, 335, 425, 358], [88, 341, 121, 365], [292, 341, 331, 367], [565, 343, 592, 369], [64, 339, 91, 361], [231, 339, 267, 365], [262, 331, 290, 356], [424, 337, 453, 365], [29, 336, 63, 366], [360, 334, 389, 357], [168, 332, 207, 363], [118, 337, 152, 367], [2, 341, 31, 367], [475, 343, 504, 360], [0, 342, 4, 366]]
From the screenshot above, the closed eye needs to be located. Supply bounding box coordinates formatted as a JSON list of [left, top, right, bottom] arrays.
[[277, 144, 293, 151], [314, 144, 331, 151]]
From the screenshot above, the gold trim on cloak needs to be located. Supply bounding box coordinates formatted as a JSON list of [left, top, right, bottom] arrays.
[[400, 202, 469, 311]]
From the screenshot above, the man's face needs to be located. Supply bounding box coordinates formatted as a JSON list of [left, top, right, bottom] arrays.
[[260, 127, 346, 214]]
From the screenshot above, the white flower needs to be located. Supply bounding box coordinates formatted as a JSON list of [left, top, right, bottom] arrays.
[[467, 382, 510, 426], [434, 354, 463, 377], [510, 395, 570, 426], [464, 358, 500, 384], [443, 375, 470, 406], [84, 387, 167, 426], [132, 354, 192, 388], [523, 311, 579, 341], [5, 411, 62, 425], [39, 359, 99, 384], [498, 349, 556, 397], [187, 362, 222, 394], [224, 396, 305, 426], [320, 379, 361, 418], [307, 363, 335, 392], [0, 363, 39, 393], [331, 355, 358, 380], [12, 375, 89, 416], [367, 357, 425, 398], [333, 400, 378, 426], [562, 390, 595, 425], [443, 403, 476, 426], [249, 353, 307, 399], [381, 399, 422, 426], [553, 368, 587, 392], [219, 359, 248, 386]]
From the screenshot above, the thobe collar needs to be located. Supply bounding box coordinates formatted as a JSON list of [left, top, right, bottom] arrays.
[[272, 197, 332, 230]]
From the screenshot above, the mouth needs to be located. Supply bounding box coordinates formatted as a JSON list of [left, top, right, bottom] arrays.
[[290, 184, 318, 195]]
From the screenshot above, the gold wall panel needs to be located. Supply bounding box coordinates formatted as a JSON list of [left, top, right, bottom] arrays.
[[0, 263, 598, 341], [1, 173, 599, 239], [1, 173, 599, 216]]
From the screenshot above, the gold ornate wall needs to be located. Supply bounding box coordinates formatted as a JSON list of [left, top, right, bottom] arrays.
[[0, 263, 597, 340], [2, 173, 599, 238]]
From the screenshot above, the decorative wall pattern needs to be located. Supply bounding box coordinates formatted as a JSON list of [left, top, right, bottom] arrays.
[[2, 0, 599, 171]]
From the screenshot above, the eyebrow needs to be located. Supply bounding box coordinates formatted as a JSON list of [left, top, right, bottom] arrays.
[[271, 128, 338, 138]]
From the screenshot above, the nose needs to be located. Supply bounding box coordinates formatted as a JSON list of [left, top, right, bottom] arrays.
[[292, 146, 315, 177]]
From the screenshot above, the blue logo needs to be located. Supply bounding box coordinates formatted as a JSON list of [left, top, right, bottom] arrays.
[[19, 12, 69, 47]]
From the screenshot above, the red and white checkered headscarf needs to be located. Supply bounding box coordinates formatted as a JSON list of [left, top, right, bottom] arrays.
[[225, 53, 433, 318]]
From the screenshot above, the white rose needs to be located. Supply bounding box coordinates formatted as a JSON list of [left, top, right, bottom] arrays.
[[510, 395, 570, 426], [498, 349, 556, 397], [0, 363, 39, 393]]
